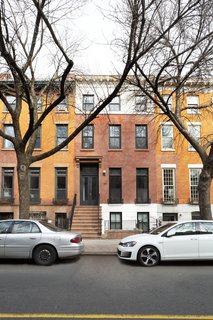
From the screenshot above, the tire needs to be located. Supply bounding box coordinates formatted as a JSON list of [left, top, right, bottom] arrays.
[[33, 244, 57, 266], [138, 245, 160, 267]]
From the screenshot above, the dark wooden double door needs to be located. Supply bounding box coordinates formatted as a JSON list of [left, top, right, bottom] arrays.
[[80, 164, 99, 205]]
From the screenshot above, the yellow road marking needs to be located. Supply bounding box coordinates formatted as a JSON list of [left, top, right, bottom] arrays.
[[0, 315, 212, 319]]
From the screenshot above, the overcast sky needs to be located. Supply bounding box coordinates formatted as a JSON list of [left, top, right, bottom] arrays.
[[72, 0, 123, 75]]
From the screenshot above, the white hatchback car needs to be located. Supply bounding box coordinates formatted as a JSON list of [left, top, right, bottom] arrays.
[[117, 220, 213, 266]]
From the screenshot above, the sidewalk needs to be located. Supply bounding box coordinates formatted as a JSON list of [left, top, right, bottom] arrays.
[[82, 239, 120, 255]]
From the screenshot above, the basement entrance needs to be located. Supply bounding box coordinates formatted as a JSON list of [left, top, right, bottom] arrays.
[[80, 164, 99, 205]]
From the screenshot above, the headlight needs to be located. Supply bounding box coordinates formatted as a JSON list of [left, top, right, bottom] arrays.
[[122, 241, 136, 247]]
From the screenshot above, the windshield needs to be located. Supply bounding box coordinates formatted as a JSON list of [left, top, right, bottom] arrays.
[[39, 221, 63, 232], [150, 223, 176, 235]]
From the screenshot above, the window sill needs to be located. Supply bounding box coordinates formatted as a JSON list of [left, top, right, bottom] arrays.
[[135, 149, 149, 152], [108, 149, 123, 152], [161, 148, 175, 152], [80, 148, 95, 152]]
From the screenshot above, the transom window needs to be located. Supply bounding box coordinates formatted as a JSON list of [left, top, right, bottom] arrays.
[[135, 125, 148, 149], [162, 168, 176, 203], [82, 125, 94, 149], [109, 125, 121, 149], [82, 95, 94, 112], [161, 124, 174, 150]]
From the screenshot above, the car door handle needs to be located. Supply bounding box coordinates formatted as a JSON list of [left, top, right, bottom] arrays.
[[190, 238, 198, 240], [29, 237, 37, 240]]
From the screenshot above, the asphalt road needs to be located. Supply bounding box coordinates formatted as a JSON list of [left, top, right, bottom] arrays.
[[0, 256, 213, 319]]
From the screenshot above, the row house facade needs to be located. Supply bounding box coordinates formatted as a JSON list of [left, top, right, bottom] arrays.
[[0, 75, 212, 237]]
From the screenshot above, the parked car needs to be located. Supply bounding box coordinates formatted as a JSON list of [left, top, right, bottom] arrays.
[[117, 220, 213, 266], [0, 219, 84, 266]]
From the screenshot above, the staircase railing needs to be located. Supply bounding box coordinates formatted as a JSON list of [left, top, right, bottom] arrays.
[[98, 193, 101, 236], [69, 193, 77, 230]]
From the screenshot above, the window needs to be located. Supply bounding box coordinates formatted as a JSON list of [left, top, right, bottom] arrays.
[[136, 169, 149, 203], [190, 168, 201, 203], [82, 95, 94, 112], [135, 95, 153, 113], [82, 125, 94, 149], [110, 212, 122, 230], [37, 97, 42, 112], [55, 168, 67, 202], [162, 94, 172, 110], [11, 221, 40, 233], [161, 124, 174, 150], [2, 168, 14, 200], [163, 213, 178, 221], [56, 124, 68, 149], [29, 168, 40, 203], [187, 96, 199, 114], [135, 125, 148, 149], [109, 125, 121, 149], [4, 125, 15, 149], [188, 124, 200, 150], [191, 211, 201, 220], [109, 96, 120, 112], [0, 220, 13, 233], [35, 126, 41, 149], [162, 168, 176, 203], [137, 212, 149, 232], [56, 97, 68, 112], [4, 95, 16, 111], [109, 168, 122, 203], [55, 213, 67, 229]]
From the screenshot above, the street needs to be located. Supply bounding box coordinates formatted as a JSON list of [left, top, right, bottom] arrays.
[[0, 256, 213, 319]]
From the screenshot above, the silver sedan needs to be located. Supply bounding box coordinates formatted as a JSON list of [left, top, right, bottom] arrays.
[[0, 219, 84, 266]]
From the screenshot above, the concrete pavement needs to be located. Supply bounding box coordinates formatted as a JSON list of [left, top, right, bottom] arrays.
[[82, 239, 120, 255]]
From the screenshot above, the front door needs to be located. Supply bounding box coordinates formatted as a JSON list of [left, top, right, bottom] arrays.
[[80, 164, 99, 205]]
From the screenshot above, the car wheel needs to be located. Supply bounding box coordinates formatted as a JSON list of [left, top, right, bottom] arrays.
[[33, 245, 57, 266], [138, 245, 160, 267]]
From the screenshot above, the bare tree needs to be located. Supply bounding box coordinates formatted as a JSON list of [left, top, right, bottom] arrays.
[[115, 0, 213, 219], [0, 0, 208, 218]]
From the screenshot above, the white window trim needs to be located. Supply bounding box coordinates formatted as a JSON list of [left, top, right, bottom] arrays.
[[187, 123, 201, 151]]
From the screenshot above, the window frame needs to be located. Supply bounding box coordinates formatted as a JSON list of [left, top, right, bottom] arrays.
[[110, 212, 122, 230], [109, 125, 121, 149], [29, 168, 40, 204], [161, 124, 174, 150], [3, 124, 15, 149], [189, 168, 201, 203], [188, 124, 201, 151], [187, 95, 199, 114], [56, 96, 68, 112], [135, 125, 148, 149], [82, 94, 94, 112], [56, 124, 68, 149], [136, 168, 149, 203], [1, 168, 14, 201], [109, 168, 122, 204], [82, 125, 94, 149], [162, 168, 176, 204], [3, 95, 16, 111], [108, 96, 120, 112], [55, 168, 68, 202]]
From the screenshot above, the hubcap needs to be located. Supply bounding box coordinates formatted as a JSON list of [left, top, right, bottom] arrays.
[[141, 248, 158, 266], [39, 249, 51, 262]]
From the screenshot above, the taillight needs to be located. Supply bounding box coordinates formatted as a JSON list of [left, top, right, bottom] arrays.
[[70, 235, 82, 243]]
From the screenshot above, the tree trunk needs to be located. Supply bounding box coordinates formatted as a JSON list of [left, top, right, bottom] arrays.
[[17, 155, 31, 219], [198, 144, 213, 220]]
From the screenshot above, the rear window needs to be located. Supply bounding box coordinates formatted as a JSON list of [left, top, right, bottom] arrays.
[[39, 221, 62, 232]]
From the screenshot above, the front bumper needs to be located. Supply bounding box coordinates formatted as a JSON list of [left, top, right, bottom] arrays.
[[117, 245, 138, 261]]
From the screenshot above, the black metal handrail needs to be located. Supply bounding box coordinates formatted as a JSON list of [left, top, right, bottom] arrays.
[[69, 193, 77, 230], [98, 193, 101, 236]]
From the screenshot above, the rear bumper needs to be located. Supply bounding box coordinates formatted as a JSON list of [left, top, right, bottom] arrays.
[[58, 243, 84, 258]]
